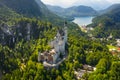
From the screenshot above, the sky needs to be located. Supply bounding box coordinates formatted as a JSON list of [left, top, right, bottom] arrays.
[[41, 0, 120, 10]]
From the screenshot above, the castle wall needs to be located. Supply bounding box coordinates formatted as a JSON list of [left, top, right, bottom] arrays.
[[54, 44, 60, 54], [64, 27, 67, 43], [59, 41, 65, 54], [52, 54, 58, 63]]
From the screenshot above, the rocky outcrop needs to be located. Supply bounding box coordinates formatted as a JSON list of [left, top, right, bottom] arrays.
[[0, 23, 31, 47]]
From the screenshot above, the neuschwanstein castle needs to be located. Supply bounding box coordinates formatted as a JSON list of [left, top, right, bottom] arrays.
[[38, 24, 67, 64]]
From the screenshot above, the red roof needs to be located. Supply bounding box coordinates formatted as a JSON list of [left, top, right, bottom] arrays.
[[118, 48, 120, 51]]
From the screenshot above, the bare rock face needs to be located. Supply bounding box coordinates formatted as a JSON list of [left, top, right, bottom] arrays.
[[1, 24, 12, 35], [0, 23, 32, 46], [26, 23, 31, 41], [0, 70, 2, 80], [0, 24, 12, 45]]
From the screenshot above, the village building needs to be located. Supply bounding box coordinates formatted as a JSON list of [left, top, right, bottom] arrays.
[[74, 65, 96, 80], [38, 25, 67, 64], [116, 39, 120, 47]]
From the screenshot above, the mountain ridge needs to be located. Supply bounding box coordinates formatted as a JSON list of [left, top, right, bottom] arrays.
[[47, 4, 98, 19], [0, 0, 64, 25]]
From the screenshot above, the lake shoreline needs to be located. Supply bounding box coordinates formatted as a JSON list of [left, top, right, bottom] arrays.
[[72, 16, 94, 26]]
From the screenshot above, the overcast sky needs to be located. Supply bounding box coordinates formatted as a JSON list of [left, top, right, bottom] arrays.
[[41, 0, 120, 10]]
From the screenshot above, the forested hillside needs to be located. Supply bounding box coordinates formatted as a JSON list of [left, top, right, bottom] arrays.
[[88, 4, 120, 38], [0, 3, 21, 23], [0, 0, 120, 80], [0, 0, 64, 25]]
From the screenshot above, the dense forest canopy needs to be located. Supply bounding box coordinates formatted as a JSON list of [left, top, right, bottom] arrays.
[[0, 0, 120, 80]]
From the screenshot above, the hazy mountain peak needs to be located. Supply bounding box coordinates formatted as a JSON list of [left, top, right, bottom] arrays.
[[42, 0, 115, 10]]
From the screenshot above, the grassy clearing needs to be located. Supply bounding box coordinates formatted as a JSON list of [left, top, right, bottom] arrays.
[[107, 45, 117, 50]]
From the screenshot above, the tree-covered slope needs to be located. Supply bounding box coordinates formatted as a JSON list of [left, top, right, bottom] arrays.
[[0, 1, 119, 80], [1, 0, 42, 17], [99, 4, 120, 15], [0, 0, 63, 24], [0, 3, 21, 23], [88, 4, 120, 38]]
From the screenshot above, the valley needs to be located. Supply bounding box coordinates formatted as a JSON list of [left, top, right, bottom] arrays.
[[0, 0, 120, 80]]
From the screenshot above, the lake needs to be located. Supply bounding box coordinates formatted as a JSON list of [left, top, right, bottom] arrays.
[[72, 16, 94, 26]]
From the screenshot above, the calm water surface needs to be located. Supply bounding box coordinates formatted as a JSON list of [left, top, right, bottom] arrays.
[[73, 16, 94, 26]]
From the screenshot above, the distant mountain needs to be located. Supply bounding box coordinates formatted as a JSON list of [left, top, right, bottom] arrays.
[[89, 4, 120, 38], [66, 6, 97, 17], [46, 5, 65, 14], [105, 4, 120, 12], [47, 5, 98, 19], [99, 4, 120, 15]]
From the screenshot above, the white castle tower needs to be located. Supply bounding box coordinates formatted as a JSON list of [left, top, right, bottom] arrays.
[[64, 22, 67, 43], [38, 22, 67, 64], [49, 22, 67, 55]]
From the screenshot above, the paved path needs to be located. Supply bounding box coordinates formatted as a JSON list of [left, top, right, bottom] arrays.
[[44, 57, 66, 67]]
